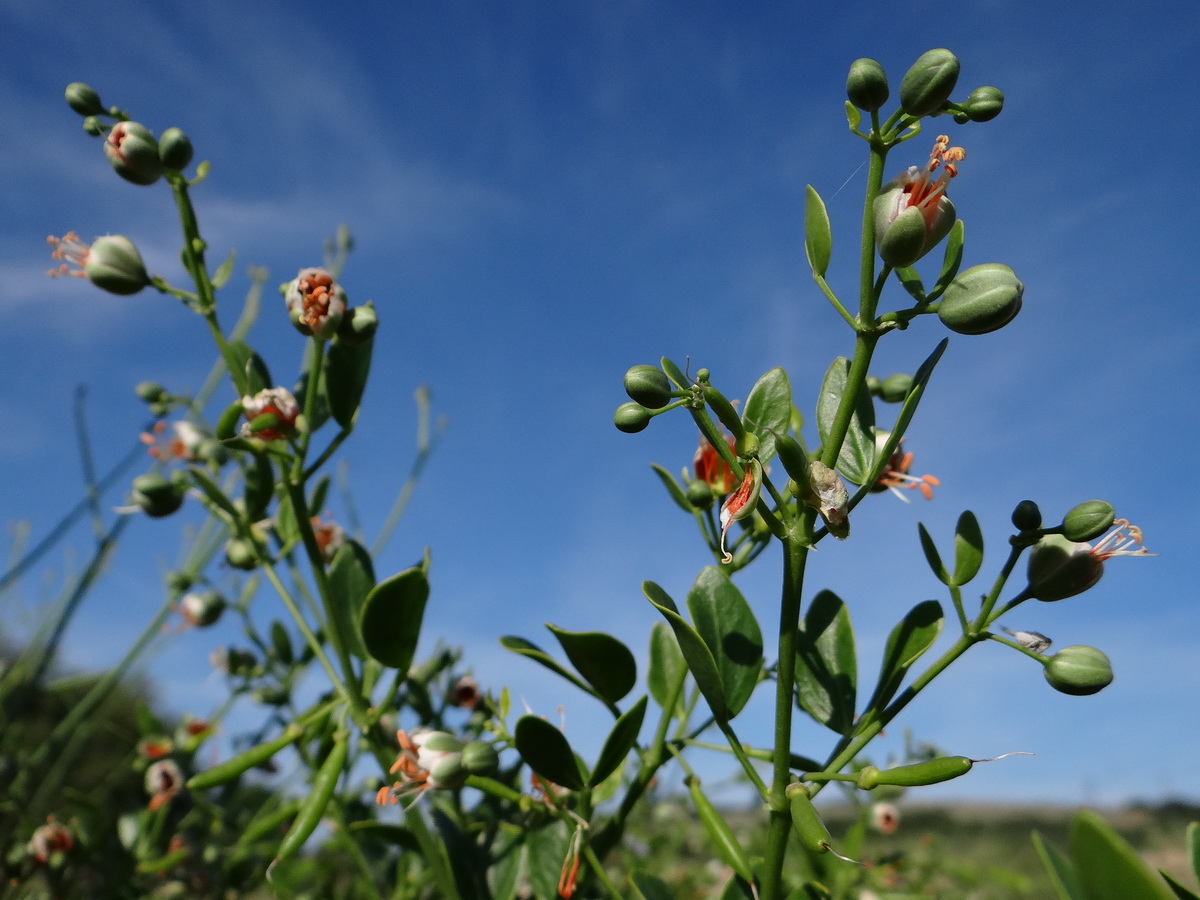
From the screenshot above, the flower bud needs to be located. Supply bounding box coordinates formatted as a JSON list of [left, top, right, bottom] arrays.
[[131, 473, 184, 517], [962, 86, 1004, 122], [686, 480, 714, 510], [877, 373, 913, 403], [64, 82, 104, 117], [1025, 534, 1101, 601], [899, 49, 960, 117], [846, 58, 889, 112], [937, 263, 1023, 334], [336, 302, 378, 345], [1061, 500, 1115, 543], [82, 116, 104, 136], [1043, 646, 1113, 695], [614, 401, 651, 433], [461, 740, 500, 776], [180, 590, 226, 628], [135, 381, 167, 402], [88, 235, 151, 295], [224, 537, 259, 571], [158, 127, 194, 171], [623, 365, 673, 410], [103, 121, 164, 186], [1011, 499, 1042, 532]]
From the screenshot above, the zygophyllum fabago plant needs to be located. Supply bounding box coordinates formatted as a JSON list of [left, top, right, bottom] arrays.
[[3, 48, 1153, 900]]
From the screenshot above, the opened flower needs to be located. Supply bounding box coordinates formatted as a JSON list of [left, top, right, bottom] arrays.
[[145, 759, 185, 811], [874, 134, 964, 268], [140, 420, 206, 462], [1026, 519, 1153, 602], [47, 232, 151, 295], [27, 819, 73, 865], [872, 432, 939, 501], [310, 514, 347, 563], [376, 729, 468, 807], [693, 432, 738, 494]]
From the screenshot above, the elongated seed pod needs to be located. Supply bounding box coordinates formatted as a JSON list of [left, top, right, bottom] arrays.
[[786, 783, 831, 854], [237, 800, 302, 848], [688, 777, 755, 884], [215, 399, 245, 441], [856, 756, 973, 789], [773, 433, 809, 484], [187, 725, 305, 791], [269, 732, 348, 875], [702, 386, 745, 439]]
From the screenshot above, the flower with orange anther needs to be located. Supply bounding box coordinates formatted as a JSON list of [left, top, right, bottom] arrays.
[[375, 729, 468, 808], [240, 387, 300, 441], [283, 267, 347, 340], [145, 759, 186, 811], [140, 420, 206, 462], [872, 432, 939, 501], [1026, 519, 1153, 602], [871, 802, 900, 835], [26, 818, 74, 865], [47, 231, 151, 295], [874, 134, 964, 268], [693, 432, 738, 495], [451, 676, 482, 710], [310, 514, 347, 563]]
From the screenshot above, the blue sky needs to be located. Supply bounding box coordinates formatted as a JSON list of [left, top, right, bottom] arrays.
[[3, 0, 1198, 808]]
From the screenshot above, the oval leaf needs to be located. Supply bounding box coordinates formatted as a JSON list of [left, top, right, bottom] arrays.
[[917, 522, 950, 586], [327, 329, 374, 429], [952, 510, 984, 586], [514, 716, 584, 791], [648, 622, 687, 714], [794, 589, 858, 734], [589, 696, 647, 786], [546, 625, 637, 705], [1032, 830, 1086, 900], [741, 367, 792, 465], [650, 463, 693, 513], [498, 635, 596, 699], [327, 539, 375, 660], [869, 600, 944, 711], [686, 567, 764, 720], [1070, 809, 1175, 900], [644, 580, 728, 722], [932, 219, 966, 299], [357, 565, 428, 671], [804, 185, 832, 278], [895, 266, 926, 303], [228, 340, 272, 394], [816, 357, 876, 485]]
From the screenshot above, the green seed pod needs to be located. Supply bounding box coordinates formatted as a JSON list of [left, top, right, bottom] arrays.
[[703, 386, 746, 439], [64, 82, 104, 117], [237, 800, 302, 847], [1044, 646, 1113, 696], [686, 480, 714, 510], [270, 731, 348, 874], [131, 473, 184, 517], [1011, 499, 1042, 532], [623, 365, 673, 410], [688, 776, 756, 884], [786, 783, 831, 854], [614, 401, 651, 434], [856, 757, 973, 789], [846, 58, 890, 112], [937, 263, 1024, 335], [773, 433, 809, 485], [158, 127, 194, 171], [899, 48, 961, 117], [963, 86, 1004, 122], [187, 725, 305, 791], [461, 740, 500, 776], [1061, 500, 1115, 542], [878, 373, 913, 403], [1025, 534, 1101, 602], [103, 121, 164, 186]]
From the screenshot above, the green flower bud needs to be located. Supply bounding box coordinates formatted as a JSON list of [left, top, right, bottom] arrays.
[[84, 235, 152, 295], [623, 365, 673, 409], [1025, 534, 1101, 601], [103, 121, 163, 186], [180, 590, 226, 628], [64, 82, 104, 117], [899, 48, 960, 117], [878, 373, 913, 403], [735, 431, 760, 459], [461, 740, 500, 776], [165, 571, 194, 593], [865, 375, 881, 394], [131, 473, 184, 517], [135, 381, 167, 402], [686, 480, 714, 510], [158, 127, 194, 171], [937, 263, 1023, 335], [336, 302, 378, 345], [195, 437, 230, 467], [82, 116, 104, 136], [1011, 499, 1042, 532], [1043, 646, 1113, 696], [614, 401, 651, 433], [252, 686, 290, 706], [1061, 500, 1115, 542], [962, 86, 1004, 122], [224, 537, 259, 571], [846, 58, 890, 112]]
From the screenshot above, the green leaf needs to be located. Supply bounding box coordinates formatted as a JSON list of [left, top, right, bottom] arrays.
[[227, 340, 272, 394], [357, 564, 429, 671], [524, 821, 571, 900], [844, 100, 862, 132], [1070, 809, 1175, 900], [869, 600, 943, 711], [498, 636, 597, 700], [719, 875, 757, 900], [660, 356, 690, 390], [794, 590, 858, 734], [1189, 821, 1200, 884], [327, 539, 375, 660], [326, 331, 374, 428], [952, 510, 984, 586], [211, 249, 236, 289], [650, 463, 693, 513], [917, 523, 950, 585], [433, 808, 490, 900], [514, 716, 584, 791], [293, 361, 331, 434], [648, 621, 687, 714], [590, 696, 647, 786], [486, 826, 524, 900], [631, 871, 675, 900], [816, 357, 875, 485], [187, 466, 241, 522], [546, 625, 637, 705], [687, 567, 764, 720], [644, 580, 728, 722], [804, 185, 832, 278], [242, 454, 275, 522], [863, 340, 948, 495], [133, 700, 164, 736], [741, 367, 792, 465], [895, 266, 926, 303], [273, 489, 300, 551], [1163, 872, 1200, 900], [931, 219, 965, 300]]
